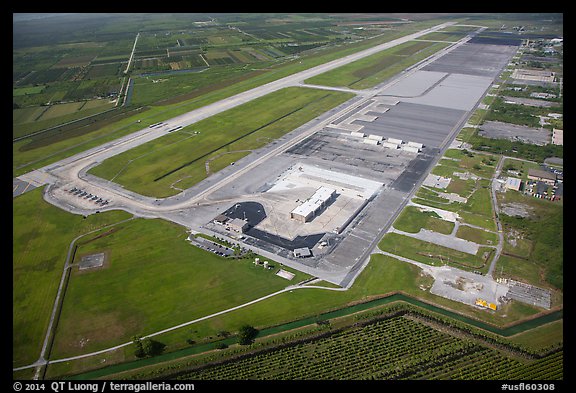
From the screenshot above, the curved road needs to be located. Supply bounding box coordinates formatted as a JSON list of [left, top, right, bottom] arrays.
[[24, 22, 456, 217]]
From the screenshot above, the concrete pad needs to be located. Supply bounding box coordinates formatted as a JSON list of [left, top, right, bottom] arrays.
[[430, 266, 510, 307], [391, 227, 480, 255], [423, 174, 451, 189], [380, 70, 448, 97], [403, 73, 494, 111], [326, 122, 364, 132]]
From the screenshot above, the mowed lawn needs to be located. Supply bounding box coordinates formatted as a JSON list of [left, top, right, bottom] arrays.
[[88, 87, 353, 197], [13, 188, 132, 367], [51, 217, 309, 359], [304, 40, 449, 89]]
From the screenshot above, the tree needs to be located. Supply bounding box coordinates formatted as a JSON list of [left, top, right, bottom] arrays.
[[132, 335, 165, 357], [132, 335, 145, 358], [142, 337, 166, 357], [237, 324, 259, 345]]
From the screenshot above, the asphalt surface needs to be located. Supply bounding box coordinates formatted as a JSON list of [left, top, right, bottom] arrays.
[[15, 23, 521, 287]]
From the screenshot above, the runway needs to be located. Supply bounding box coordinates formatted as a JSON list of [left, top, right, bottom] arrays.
[[14, 23, 521, 286]]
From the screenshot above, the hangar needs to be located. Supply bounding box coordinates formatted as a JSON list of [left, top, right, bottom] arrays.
[[290, 186, 336, 223]]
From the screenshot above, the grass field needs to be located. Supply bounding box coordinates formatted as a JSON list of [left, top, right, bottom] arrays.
[[13, 188, 132, 367], [495, 188, 563, 290], [89, 87, 354, 197], [51, 217, 309, 359], [13, 18, 445, 177], [46, 251, 552, 378], [392, 206, 455, 235], [304, 40, 450, 89], [13, 99, 116, 140]]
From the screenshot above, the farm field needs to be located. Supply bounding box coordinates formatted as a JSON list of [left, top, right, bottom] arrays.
[[13, 16, 444, 177], [169, 314, 563, 380], [88, 87, 354, 197], [13, 13, 398, 145]]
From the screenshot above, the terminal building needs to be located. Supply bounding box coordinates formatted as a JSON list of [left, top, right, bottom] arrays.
[[290, 186, 336, 223]]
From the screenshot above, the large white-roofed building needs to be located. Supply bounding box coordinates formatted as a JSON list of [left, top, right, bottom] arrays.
[[290, 186, 336, 223]]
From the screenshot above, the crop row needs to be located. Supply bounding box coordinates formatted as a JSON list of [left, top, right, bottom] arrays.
[[177, 316, 562, 380]]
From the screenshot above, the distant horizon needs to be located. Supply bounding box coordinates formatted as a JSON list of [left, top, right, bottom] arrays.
[[13, 13, 78, 22]]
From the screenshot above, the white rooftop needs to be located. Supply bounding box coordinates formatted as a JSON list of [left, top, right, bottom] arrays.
[[291, 186, 336, 218]]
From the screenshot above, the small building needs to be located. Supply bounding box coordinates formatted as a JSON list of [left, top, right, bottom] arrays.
[[528, 168, 556, 185], [505, 177, 522, 191], [402, 145, 420, 153], [552, 129, 563, 145], [381, 141, 399, 150], [387, 137, 403, 145], [228, 218, 249, 233], [213, 214, 229, 225], [407, 141, 424, 149], [293, 247, 312, 258]]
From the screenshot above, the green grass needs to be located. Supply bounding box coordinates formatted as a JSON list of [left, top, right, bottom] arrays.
[[89, 87, 354, 197], [51, 217, 310, 359], [13, 19, 444, 177], [392, 206, 454, 235], [304, 40, 450, 89], [456, 225, 499, 245], [13, 85, 46, 96], [44, 247, 550, 378], [12, 188, 132, 367], [379, 232, 492, 272], [170, 316, 563, 380], [496, 192, 563, 290]]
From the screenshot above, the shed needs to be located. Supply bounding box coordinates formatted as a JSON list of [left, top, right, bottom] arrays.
[[293, 248, 312, 258], [228, 218, 249, 233], [407, 141, 424, 149], [528, 168, 556, 185], [387, 137, 403, 145], [402, 145, 420, 153], [381, 141, 399, 149]]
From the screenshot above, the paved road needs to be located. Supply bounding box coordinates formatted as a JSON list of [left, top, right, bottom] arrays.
[[24, 22, 458, 219], [487, 155, 506, 277], [16, 22, 455, 203]]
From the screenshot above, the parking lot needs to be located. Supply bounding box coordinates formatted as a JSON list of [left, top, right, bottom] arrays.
[[187, 235, 236, 257]]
